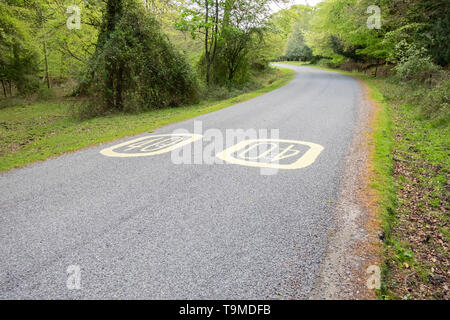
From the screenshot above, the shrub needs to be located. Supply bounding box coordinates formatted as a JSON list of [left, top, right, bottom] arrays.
[[0, 97, 26, 109], [37, 87, 56, 101], [394, 44, 441, 81], [317, 58, 341, 69], [16, 75, 40, 95], [284, 23, 313, 62], [421, 74, 449, 121]]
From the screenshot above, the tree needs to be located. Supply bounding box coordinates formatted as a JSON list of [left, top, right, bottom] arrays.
[[304, 0, 449, 68], [0, 0, 39, 96], [380, 0, 449, 67], [267, 4, 315, 62], [175, 0, 221, 85], [284, 23, 312, 61], [218, 0, 273, 83], [176, 0, 277, 85], [81, 0, 198, 113]]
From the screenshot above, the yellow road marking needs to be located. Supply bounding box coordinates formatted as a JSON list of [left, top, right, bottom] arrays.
[[215, 139, 324, 170], [100, 134, 203, 157]]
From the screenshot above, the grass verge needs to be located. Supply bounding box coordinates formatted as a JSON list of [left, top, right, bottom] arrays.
[[362, 78, 448, 300], [0, 67, 295, 172]]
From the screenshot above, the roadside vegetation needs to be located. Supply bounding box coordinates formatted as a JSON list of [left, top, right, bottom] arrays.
[[285, 59, 448, 299], [0, 0, 297, 170], [0, 0, 448, 300], [371, 77, 449, 300], [347, 70, 448, 300]]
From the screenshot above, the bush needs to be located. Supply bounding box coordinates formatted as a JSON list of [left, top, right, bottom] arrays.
[[37, 87, 56, 101], [395, 54, 440, 81], [317, 58, 341, 69], [0, 97, 26, 109], [80, 0, 199, 115], [16, 75, 40, 95], [381, 70, 449, 124], [394, 45, 441, 81], [421, 75, 449, 121], [200, 85, 231, 101]]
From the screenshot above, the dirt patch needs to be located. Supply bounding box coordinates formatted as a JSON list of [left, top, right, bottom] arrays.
[[310, 80, 382, 300]]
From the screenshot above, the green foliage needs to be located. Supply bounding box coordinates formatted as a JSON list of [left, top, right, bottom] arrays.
[[393, 44, 441, 81], [37, 0, 101, 80], [421, 77, 450, 121], [371, 70, 449, 123], [176, 0, 274, 86], [81, 0, 199, 114], [301, 0, 449, 71], [212, 25, 259, 85], [0, 0, 101, 96], [380, 0, 450, 67], [268, 4, 315, 61], [0, 0, 40, 95], [284, 23, 312, 61], [36, 87, 56, 101]]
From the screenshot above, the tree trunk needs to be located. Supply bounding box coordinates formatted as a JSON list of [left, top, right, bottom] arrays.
[[1, 80, 7, 98], [205, 0, 210, 85], [104, 0, 123, 109], [116, 64, 123, 110], [212, 0, 218, 61]]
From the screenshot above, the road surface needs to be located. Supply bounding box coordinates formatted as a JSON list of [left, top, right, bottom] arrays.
[[0, 64, 363, 299]]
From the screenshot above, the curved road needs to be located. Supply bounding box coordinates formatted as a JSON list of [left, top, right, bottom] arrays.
[[0, 65, 362, 299]]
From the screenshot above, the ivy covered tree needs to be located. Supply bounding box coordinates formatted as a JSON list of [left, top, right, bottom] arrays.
[[81, 0, 198, 113], [176, 0, 284, 86]]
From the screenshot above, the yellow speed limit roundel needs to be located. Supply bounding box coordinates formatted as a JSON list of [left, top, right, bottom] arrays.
[[100, 134, 203, 158]]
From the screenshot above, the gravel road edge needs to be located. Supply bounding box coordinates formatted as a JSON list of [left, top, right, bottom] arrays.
[[309, 79, 382, 300]]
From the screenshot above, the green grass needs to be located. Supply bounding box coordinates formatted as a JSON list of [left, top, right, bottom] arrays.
[[274, 61, 311, 66], [349, 74, 400, 300], [0, 67, 295, 172], [380, 103, 449, 299]]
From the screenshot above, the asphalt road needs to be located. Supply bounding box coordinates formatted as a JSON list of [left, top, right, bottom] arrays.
[[0, 64, 362, 299]]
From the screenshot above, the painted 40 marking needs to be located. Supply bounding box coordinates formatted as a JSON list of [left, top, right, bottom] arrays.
[[100, 133, 324, 170]]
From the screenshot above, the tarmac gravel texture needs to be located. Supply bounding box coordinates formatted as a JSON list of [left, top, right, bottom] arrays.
[[0, 65, 362, 299]]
